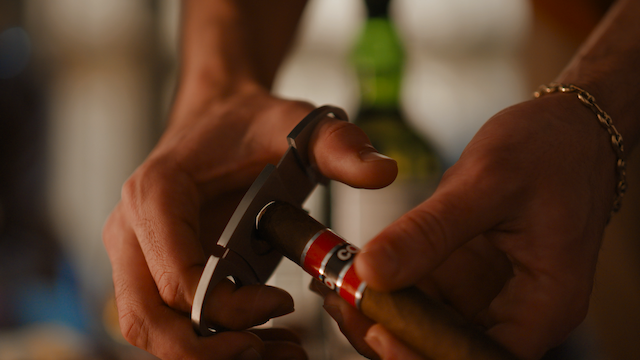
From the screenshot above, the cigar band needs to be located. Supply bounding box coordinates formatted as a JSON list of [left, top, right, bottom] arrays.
[[301, 229, 367, 308]]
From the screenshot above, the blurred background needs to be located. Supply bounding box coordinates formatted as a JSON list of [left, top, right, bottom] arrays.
[[1, 0, 638, 359]]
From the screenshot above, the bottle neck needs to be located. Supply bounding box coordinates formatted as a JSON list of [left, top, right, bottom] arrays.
[[364, 0, 391, 18], [352, 13, 404, 112]]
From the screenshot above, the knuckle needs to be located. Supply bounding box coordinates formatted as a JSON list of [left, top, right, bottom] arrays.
[[155, 270, 189, 312], [101, 211, 119, 248], [119, 309, 200, 360], [119, 309, 150, 350], [121, 164, 152, 211], [102, 205, 133, 255], [120, 167, 142, 204], [121, 159, 169, 213]]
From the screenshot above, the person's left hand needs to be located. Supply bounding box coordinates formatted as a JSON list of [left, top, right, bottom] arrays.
[[310, 95, 615, 360], [103, 86, 399, 359]]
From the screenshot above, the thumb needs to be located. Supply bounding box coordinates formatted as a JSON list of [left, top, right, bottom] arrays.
[[354, 173, 504, 291], [310, 118, 398, 189]]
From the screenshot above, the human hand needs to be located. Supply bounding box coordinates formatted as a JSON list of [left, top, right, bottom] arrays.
[[315, 94, 617, 360], [102, 86, 398, 359]]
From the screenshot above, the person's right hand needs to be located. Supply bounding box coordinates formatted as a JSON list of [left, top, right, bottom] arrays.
[[103, 85, 398, 359], [312, 93, 618, 360]]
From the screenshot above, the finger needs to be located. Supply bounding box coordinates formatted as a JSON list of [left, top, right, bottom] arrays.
[[481, 270, 590, 360], [354, 162, 510, 291], [310, 118, 398, 189], [310, 281, 379, 360], [103, 209, 265, 359], [205, 280, 294, 330], [263, 341, 308, 360], [250, 329, 307, 360], [365, 324, 425, 360], [250, 328, 302, 344], [120, 161, 206, 313], [106, 204, 295, 333]]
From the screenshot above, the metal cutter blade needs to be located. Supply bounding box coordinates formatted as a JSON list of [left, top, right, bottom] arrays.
[[191, 105, 347, 336]]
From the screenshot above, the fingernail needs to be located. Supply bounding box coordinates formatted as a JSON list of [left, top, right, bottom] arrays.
[[364, 332, 383, 354], [359, 146, 393, 162], [237, 348, 262, 360], [323, 304, 344, 325]]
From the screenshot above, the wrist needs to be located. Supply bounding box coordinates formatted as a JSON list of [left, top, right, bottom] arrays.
[[555, 69, 640, 154], [554, 0, 640, 152], [534, 84, 626, 217], [168, 78, 268, 129], [176, 0, 266, 105]]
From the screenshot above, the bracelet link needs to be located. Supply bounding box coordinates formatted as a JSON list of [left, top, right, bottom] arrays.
[[597, 113, 613, 128], [535, 83, 626, 219]]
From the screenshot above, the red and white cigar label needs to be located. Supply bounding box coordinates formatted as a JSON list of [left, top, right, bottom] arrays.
[[301, 229, 366, 308]]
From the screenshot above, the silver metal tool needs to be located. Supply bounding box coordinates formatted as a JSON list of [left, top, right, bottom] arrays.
[[190, 106, 518, 360], [191, 105, 348, 336]]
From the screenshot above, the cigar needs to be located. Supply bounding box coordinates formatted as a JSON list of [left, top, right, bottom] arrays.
[[256, 201, 518, 360]]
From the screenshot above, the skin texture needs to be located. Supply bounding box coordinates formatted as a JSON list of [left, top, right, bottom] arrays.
[[102, 0, 640, 359], [343, 1, 640, 359], [340, 95, 617, 360], [103, 89, 399, 359], [103, 3, 397, 357]]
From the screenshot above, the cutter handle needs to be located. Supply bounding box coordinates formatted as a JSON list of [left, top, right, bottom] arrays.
[[257, 201, 517, 360]]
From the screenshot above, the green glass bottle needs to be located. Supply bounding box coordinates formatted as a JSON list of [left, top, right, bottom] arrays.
[[331, 0, 441, 247]]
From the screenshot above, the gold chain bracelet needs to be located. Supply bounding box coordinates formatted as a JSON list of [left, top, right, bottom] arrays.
[[534, 83, 627, 216]]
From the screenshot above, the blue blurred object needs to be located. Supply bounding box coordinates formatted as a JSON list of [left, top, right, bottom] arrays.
[[14, 258, 90, 331], [0, 27, 31, 79]]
